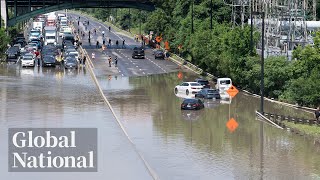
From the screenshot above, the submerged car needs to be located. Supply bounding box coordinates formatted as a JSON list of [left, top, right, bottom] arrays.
[[174, 82, 203, 95], [181, 99, 205, 110], [195, 89, 220, 99], [195, 79, 210, 89]]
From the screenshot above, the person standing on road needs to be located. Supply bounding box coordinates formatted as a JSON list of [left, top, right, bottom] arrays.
[[122, 39, 125, 48], [108, 39, 111, 46], [109, 26, 111, 32], [83, 55, 86, 67], [96, 41, 100, 49], [94, 28, 96, 35], [102, 31, 105, 37], [116, 40, 119, 47], [114, 56, 118, 67], [108, 56, 112, 67], [34, 50, 40, 66], [315, 107, 320, 123]]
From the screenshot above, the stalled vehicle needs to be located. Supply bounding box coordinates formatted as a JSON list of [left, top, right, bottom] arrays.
[[215, 78, 232, 92], [181, 99, 205, 110], [195, 79, 210, 89], [6, 46, 20, 62], [174, 82, 203, 95], [195, 89, 220, 99], [21, 53, 35, 67], [42, 55, 56, 67]]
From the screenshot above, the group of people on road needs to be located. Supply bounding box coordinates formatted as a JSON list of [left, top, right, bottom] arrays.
[[91, 52, 117, 67], [107, 55, 117, 67]]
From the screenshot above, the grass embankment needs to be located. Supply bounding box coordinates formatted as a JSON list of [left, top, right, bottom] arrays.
[[283, 121, 320, 139]]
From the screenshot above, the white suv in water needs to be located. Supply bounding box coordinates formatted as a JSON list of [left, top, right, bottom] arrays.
[[174, 82, 203, 95]]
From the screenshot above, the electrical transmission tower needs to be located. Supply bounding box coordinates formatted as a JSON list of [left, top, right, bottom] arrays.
[[251, 0, 317, 56], [225, 0, 317, 57]]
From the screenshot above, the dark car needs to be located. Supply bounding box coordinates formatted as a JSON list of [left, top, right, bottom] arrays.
[[132, 47, 145, 59], [195, 79, 210, 89], [181, 99, 205, 110], [63, 34, 75, 45], [16, 39, 26, 47], [154, 50, 165, 59], [6, 46, 20, 62], [42, 55, 56, 67], [64, 56, 78, 69], [195, 89, 220, 99]]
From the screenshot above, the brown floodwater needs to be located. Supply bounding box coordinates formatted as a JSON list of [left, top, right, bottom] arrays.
[[1, 64, 320, 180], [97, 72, 320, 180]]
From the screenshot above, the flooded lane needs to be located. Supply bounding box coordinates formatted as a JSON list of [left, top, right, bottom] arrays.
[[0, 65, 153, 180], [99, 72, 320, 180]]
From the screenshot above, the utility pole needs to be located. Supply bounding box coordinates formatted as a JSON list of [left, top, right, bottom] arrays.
[[191, 0, 194, 33], [250, 0, 253, 55], [210, 0, 213, 30], [252, 11, 265, 113], [260, 12, 265, 113]]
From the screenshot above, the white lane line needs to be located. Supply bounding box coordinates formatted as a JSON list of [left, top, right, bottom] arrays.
[[143, 72, 145, 74], [139, 69, 142, 71], [122, 74, 124, 76]]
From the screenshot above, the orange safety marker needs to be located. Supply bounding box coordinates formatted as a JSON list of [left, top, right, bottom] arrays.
[[226, 85, 239, 98], [226, 118, 239, 132], [177, 72, 183, 79]]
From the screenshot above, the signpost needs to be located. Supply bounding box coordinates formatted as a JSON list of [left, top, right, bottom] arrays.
[[226, 85, 239, 132]]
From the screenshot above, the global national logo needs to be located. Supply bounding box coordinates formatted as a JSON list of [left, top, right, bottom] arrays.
[[8, 128, 97, 172]]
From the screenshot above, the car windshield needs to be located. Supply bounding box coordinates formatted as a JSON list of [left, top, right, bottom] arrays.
[[207, 90, 217, 93], [23, 56, 33, 60], [198, 80, 209, 84], [190, 83, 201, 86], [220, 80, 231, 85], [66, 58, 76, 63], [183, 99, 197, 103]]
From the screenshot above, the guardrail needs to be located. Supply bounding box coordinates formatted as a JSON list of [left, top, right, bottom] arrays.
[[259, 111, 318, 127]]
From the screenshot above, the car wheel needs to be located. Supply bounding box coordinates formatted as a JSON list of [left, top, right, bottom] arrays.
[[174, 88, 178, 94], [186, 89, 189, 95]]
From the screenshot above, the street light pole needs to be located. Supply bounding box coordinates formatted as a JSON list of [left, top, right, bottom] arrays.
[[260, 12, 265, 113], [210, 0, 213, 30], [250, 0, 253, 55], [191, 0, 194, 34], [252, 11, 265, 113]]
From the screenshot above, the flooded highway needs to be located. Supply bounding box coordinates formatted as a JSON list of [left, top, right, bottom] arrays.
[[1, 63, 320, 179], [97, 72, 320, 179]]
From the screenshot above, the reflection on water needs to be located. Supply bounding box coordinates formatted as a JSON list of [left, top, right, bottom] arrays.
[[0, 64, 153, 180], [103, 72, 320, 179]]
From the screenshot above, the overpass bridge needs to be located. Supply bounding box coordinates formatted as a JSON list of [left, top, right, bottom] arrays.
[[0, 0, 155, 27]]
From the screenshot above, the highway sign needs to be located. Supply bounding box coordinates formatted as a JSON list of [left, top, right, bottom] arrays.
[[226, 118, 238, 132], [226, 85, 239, 98]]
